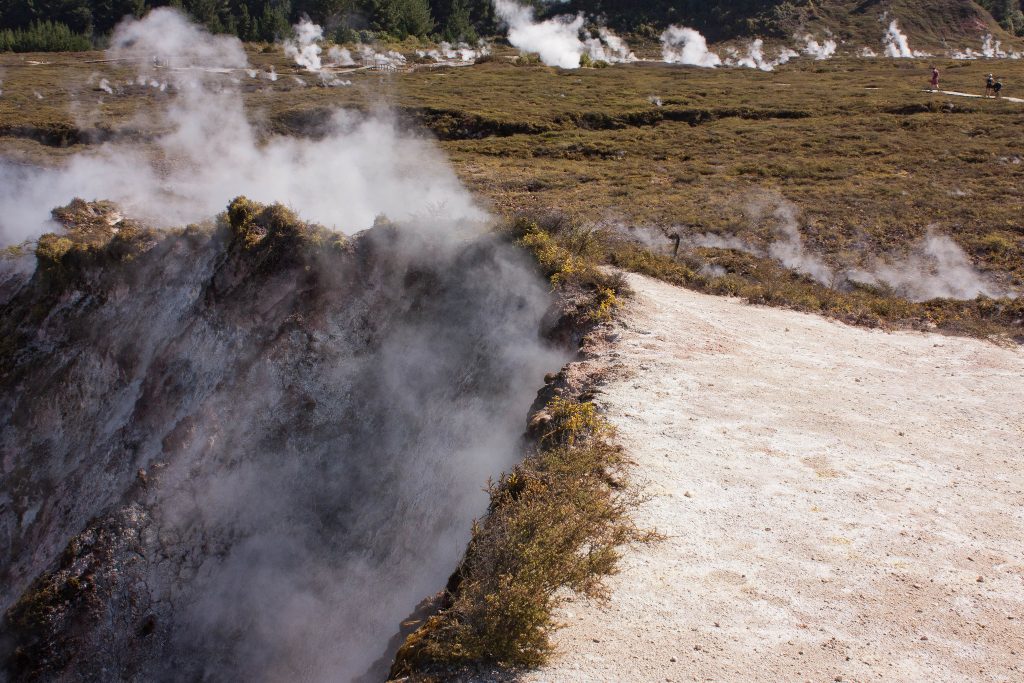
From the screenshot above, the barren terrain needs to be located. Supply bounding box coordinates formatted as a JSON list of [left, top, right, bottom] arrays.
[[526, 272, 1024, 682]]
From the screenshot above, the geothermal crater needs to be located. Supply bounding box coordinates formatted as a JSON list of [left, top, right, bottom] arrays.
[[0, 198, 565, 681]]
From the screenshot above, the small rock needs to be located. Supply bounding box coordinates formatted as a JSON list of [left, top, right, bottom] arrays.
[[683, 491, 693, 498], [670, 656, 677, 662], [976, 576, 985, 583], [693, 644, 701, 651], [592, 638, 600, 643], [920, 635, 929, 641]]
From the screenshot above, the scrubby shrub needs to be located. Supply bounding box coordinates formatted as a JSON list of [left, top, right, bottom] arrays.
[[390, 397, 649, 675], [514, 52, 542, 66]]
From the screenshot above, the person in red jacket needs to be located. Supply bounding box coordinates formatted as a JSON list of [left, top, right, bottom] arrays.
[[930, 67, 940, 92]]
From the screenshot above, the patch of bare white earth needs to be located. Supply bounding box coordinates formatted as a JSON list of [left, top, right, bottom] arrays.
[[524, 273, 1023, 683]]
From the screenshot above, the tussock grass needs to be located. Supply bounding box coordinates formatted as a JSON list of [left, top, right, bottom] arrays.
[[389, 397, 651, 678], [504, 213, 626, 325]]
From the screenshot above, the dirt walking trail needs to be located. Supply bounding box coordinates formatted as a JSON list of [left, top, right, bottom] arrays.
[[525, 273, 1024, 683], [924, 89, 1024, 103]]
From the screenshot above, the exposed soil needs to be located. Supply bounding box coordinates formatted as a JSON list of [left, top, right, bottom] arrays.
[[523, 272, 1024, 683]]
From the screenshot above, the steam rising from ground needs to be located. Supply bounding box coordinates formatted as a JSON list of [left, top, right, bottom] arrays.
[[883, 20, 930, 58], [417, 41, 491, 63], [847, 230, 1006, 300], [492, 0, 635, 68], [801, 34, 837, 60], [725, 39, 798, 71], [660, 26, 721, 67], [950, 34, 1022, 60], [653, 197, 1013, 302], [0, 9, 482, 246], [661, 27, 819, 71], [110, 7, 248, 68], [284, 17, 324, 70], [0, 7, 568, 683]]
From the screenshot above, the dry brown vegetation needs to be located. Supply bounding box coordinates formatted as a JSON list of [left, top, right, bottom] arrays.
[[388, 396, 651, 679], [2, 43, 1023, 679], [2, 49, 1022, 341]]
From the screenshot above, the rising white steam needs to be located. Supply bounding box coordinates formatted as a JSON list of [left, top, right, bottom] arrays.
[[660, 25, 721, 68], [883, 19, 930, 58], [846, 229, 1007, 300], [0, 9, 482, 246], [752, 199, 836, 284], [982, 33, 1005, 58], [491, 0, 634, 68], [951, 34, 1021, 60], [493, 0, 585, 68], [585, 27, 637, 63], [327, 45, 355, 66], [726, 40, 799, 71], [284, 17, 324, 71], [664, 197, 1012, 302], [0, 9, 569, 683], [416, 41, 491, 64], [802, 34, 837, 60], [109, 6, 248, 68]]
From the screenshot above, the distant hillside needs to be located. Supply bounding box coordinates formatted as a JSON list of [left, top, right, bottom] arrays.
[[1, 0, 1021, 51], [560, 0, 1018, 46]]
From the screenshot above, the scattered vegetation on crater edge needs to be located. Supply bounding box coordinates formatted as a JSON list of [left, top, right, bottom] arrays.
[[389, 396, 653, 678]]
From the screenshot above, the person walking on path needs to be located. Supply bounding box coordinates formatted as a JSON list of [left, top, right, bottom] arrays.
[[986, 73, 995, 97], [930, 67, 940, 92]]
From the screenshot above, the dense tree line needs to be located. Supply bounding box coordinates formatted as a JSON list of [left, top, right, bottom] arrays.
[[2, 0, 1023, 51], [0, 19, 93, 51], [0, 0, 497, 47]]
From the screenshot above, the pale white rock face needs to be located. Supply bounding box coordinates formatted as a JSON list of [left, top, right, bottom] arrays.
[[521, 272, 1024, 683]]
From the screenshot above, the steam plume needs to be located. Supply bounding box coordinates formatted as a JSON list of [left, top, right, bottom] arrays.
[[493, 0, 585, 68], [0, 9, 481, 246], [848, 229, 1007, 300], [585, 27, 637, 63], [284, 18, 324, 71], [802, 34, 837, 60], [660, 26, 721, 68], [492, 0, 635, 68], [417, 41, 491, 64], [327, 45, 356, 66], [0, 8, 568, 683], [666, 197, 1014, 302], [726, 40, 798, 71], [883, 20, 930, 58]]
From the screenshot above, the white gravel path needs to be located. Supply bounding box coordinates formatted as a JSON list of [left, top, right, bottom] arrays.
[[524, 273, 1024, 683], [923, 89, 1024, 103]]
